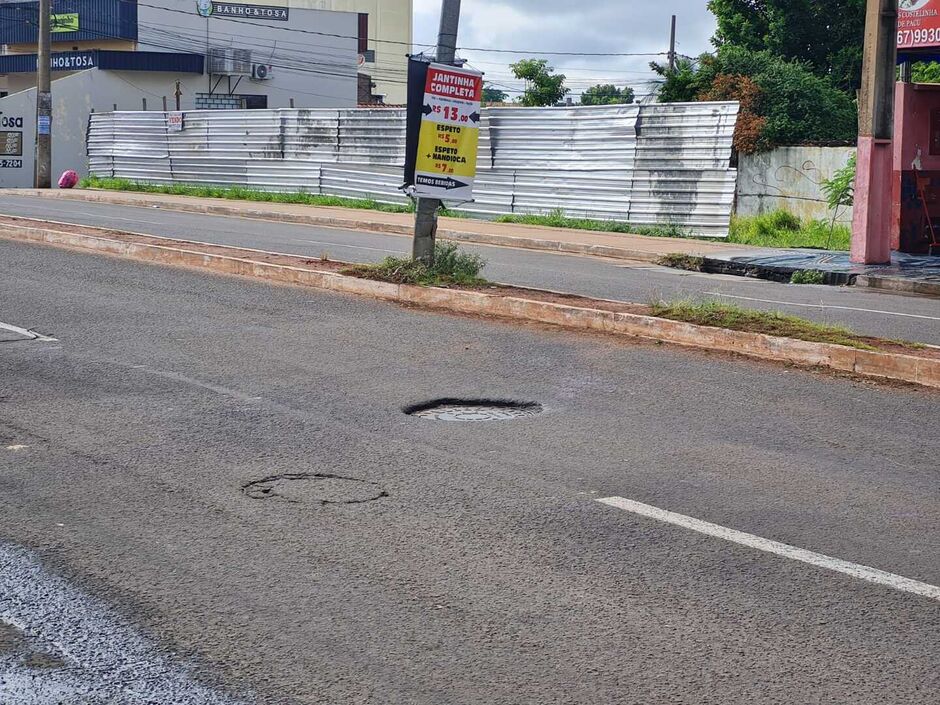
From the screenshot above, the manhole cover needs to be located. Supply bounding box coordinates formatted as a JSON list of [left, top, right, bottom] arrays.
[[242, 473, 386, 505], [405, 399, 542, 421]]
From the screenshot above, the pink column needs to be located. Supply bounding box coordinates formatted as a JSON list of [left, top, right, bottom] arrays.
[[851, 136, 893, 264]]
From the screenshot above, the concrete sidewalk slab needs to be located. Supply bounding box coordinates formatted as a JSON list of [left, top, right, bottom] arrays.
[[0, 188, 763, 263], [704, 249, 940, 294]]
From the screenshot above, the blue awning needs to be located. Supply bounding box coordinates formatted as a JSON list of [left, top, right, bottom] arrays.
[[0, 50, 204, 74]]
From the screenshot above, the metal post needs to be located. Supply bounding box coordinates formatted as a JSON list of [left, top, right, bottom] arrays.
[[668, 15, 677, 72], [412, 0, 461, 263], [142, 98, 147, 111], [850, 0, 897, 264], [34, 0, 51, 188], [162, 95, 168, 111], [175, 81, 182, 111]]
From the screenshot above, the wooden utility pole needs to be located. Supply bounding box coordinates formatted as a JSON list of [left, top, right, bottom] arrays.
[[34, 0, 51, 188], [850, 0, 897, 264], [668, 15, 677, 72], [412, 0, 461, 263]]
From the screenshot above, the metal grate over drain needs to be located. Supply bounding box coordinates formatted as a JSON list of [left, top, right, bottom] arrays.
[[405, 399, 542, 422], [242, 473, 386, 505]]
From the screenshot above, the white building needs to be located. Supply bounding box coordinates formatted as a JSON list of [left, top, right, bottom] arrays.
[[0, 0, 361, 186], [296, 0, 413, 104]]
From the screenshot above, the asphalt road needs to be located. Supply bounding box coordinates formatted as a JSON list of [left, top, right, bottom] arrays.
[[1, 239, 939, 705], [1, 194, 939, 346]]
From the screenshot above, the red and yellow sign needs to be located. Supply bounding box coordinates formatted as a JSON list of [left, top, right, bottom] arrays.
[[412, 63, 483, 201], [899, 0, 940, 49]]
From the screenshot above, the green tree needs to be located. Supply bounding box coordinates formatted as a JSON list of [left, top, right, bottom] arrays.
[[580, 84, 635, 105], [650, 56, 719, 103], [912, 62, 940, 83], [482, 84, 509, 104], [707, 0, 865, 91], [510, 59, 569, 107], [652, 46, 857, 152]]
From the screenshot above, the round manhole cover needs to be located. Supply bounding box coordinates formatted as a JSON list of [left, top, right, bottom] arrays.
[[242, 473, 386, 505], [405, 399, 542, 421]]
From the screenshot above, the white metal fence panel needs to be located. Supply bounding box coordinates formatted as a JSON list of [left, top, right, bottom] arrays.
[[87, 102, 739, 236]]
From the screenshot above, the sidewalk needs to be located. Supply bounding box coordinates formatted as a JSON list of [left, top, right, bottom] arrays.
[[2, 188, 758, 263]]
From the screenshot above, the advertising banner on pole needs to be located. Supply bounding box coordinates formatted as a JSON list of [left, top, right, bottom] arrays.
[[899, 0, 940, 50], [404, 60, 483, 202]]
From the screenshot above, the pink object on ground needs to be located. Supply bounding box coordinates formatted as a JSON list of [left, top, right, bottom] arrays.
[[57, 170, 78, 189]]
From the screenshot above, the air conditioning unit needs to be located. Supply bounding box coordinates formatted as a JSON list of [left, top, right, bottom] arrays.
[[251, 63, 274, 80], [208, 47, 252, 76]]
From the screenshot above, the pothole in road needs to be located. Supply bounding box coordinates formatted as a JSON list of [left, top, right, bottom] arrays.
[[242, 473, 387, 505], [404, 398, 543, 421]]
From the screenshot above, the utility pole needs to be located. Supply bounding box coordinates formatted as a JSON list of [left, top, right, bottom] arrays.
[[850, 0, 897, 264], [412, 0, 461, 263], [668, 15, 677, 72], [34, 0, 51, 188]]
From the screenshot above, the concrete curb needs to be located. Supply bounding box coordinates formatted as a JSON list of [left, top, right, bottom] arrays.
[[3, 221, 939, 390], [6, 189, 668, 263], [856, 274, 940, 298]]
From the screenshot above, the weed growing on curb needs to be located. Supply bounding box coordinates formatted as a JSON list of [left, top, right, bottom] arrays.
[[790, 269, 826, 285], [658, 253, 705, 271], [342, 242, 487, 286], [649, 300, 877, 350]]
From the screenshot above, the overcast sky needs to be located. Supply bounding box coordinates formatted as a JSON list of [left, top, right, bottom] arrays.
[[412, 1, 717, 101]]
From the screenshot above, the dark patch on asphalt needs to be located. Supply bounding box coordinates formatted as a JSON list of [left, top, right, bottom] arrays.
[[242, 473, 387, 505]]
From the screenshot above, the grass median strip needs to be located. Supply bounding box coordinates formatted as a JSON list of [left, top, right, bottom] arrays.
[[650, 300, 881, 350], [80, 176, 416, 214]]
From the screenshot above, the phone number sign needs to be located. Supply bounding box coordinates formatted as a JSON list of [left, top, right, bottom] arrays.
[[899, 0, 940, 49], [411, 63, 483, 201]]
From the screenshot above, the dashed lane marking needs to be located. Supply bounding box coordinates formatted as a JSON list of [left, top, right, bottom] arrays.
[[0, 322, 56, 342], [597, 496, 940, 602]]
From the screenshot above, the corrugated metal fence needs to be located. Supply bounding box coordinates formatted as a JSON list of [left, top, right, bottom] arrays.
[[87, 101, 739, 236]]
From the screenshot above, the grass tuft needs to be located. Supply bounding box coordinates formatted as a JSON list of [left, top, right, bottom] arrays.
[[790, 269, 826, 285], [729, 211, 850, 250], [649, 300, 876, 350], [494, 209, 688, 238], [80, 176, 416, 214], [341, 242, 487, 286], [658, 253, 705, 271]]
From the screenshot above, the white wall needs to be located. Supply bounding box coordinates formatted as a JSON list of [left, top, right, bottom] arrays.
[[0, 69, 121, 188], [736, 146, 856, 223], [296, 0, 413, 104]]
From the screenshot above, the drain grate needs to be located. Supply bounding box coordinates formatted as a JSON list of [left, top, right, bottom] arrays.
[[405, 399, 542, 422], [242, 473, 386, 505]]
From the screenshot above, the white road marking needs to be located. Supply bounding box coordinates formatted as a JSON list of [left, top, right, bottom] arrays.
[[706, 292, 940, 322], [285, 237, 400, 254], [596, 496, 940, 602], [5, 445, 28, 451], [0, 321, 57, 342]]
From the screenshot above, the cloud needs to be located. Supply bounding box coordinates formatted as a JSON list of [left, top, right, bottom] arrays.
[[414, 0, 716, 101]]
